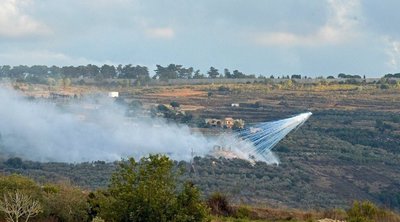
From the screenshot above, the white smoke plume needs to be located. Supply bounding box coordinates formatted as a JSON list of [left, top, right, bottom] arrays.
[[0, 87, 311, 165], [0, 87, 211, 162]]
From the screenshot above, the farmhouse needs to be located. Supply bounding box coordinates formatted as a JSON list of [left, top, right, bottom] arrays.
[[205, 117, 245, 129]]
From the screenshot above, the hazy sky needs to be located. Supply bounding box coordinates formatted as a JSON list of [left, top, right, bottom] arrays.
[[0, 0, 399, 77]]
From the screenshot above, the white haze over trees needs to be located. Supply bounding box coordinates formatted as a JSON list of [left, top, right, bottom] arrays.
[[0, 87, 309, 164], [0, 88, 211, 162]]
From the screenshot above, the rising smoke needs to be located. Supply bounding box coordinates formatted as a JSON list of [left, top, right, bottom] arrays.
[[0, 87, 211, 162]]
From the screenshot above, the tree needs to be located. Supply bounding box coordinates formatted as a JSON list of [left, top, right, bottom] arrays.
[[9, 65, 29, 79], [42, 184, 89, 222], [85, 64, 100, 77], [61, 66, 79, 78], [154, 64, 182, 81], [0, 191, 42, 222], [100, 64, 117, 79], [338, 73, 361, 79], [119, 65, 149, 81], [96, 155, 209, 222], [291, 74, 301, 79], [232, 70, 245, 78], [61, 77, 71, 89], [175, 182, 210, 221], [135, 66, 150, 83], [5, 158, 23, 169], [0, 65, 11, 77], [49, 66, 61, 76], [29, 65, 48, 76], [224, 69, 232, 78], [177, 67, 194, 79], [0, 175, 41, 197], [207, 67, 219, 78], [170, 101, 180, 109], [193, 70, 205, 79], [116, 64, 124, 77], [206, 192, 232, 216]]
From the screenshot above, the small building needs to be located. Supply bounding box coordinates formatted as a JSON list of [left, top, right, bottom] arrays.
[[205, 117, 244, 129], [233, 119, 245, 129], [108, 92, 119, 98], [224, 117, 234, 128], [205, 118, 222, 127]]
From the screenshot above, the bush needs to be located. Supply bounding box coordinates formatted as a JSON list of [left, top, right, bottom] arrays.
[[157, 104, 170, 112], [234, 206, 252, 219], [346, 201, 399, 222], [218, 85, 230, 92], [92, 216, 105, 222], [380, 84, 390, 89], [206, 192, 233, 217], [322, 208, 347, 221], [0, 175, 40, 197], [42, 184, 89, 222], [94, 155, 209, 222], [170, 101, 180, 108]]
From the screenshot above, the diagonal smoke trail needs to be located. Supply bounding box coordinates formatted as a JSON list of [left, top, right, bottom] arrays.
[[237, 112, 312, 163], [213, 112, 312, 164]]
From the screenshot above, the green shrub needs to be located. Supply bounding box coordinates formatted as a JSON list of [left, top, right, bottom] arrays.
[[42, 184, 89, 222], [94, 155, 209, 222], [346, 201, 397, 222], [234, 206, 252, 219]]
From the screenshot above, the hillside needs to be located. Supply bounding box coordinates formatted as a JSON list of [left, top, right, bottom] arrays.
[[1, 81, 400, 211]]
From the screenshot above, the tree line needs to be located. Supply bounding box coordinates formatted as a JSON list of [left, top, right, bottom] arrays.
[[0, 64, 257, 82]]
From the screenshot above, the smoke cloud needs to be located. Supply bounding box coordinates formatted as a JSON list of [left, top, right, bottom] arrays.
[[0, 87, 311, 165], [0, 87, 211, 162]]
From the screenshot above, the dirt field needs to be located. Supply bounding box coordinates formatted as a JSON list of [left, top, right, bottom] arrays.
[[151, 88, 207, 97]]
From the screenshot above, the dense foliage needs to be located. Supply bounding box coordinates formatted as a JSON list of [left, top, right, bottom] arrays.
[[0, 155, 209, 222], [0, 64, 257, 83], [89, 155, 209, 222]]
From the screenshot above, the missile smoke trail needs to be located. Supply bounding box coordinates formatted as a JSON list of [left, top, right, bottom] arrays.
[[238, 112, 312, 163], [213, 113, 312, 164]]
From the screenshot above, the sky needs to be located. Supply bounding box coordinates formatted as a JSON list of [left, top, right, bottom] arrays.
[[0, 0, 399, 77]]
